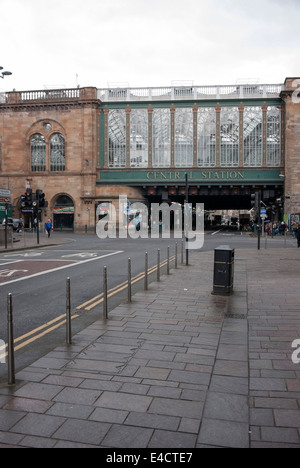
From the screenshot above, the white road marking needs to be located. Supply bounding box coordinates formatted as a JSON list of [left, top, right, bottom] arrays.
[[211, 229, 223, 236], [0, 251, 123, 287]]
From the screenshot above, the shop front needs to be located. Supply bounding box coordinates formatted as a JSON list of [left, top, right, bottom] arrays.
[[53, 195, 74, 231]]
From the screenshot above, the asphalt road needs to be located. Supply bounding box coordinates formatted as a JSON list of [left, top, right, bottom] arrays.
[[0, 229, 296, 381]]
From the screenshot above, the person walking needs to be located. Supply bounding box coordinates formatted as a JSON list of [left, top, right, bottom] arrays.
[[45, 218, 53, 238]]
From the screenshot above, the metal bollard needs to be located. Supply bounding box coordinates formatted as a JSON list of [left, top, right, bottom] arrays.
[[167, 246, 170, 275], [157, 249, 160, 282], [144, 252, 148, 290], [103, 266, 108, 319], [66, 278, 72, 345], [128, 258, 132, 303], [181, 240, 184, 264], [175, 242, 178, 269], [7, 293, 15, 385]]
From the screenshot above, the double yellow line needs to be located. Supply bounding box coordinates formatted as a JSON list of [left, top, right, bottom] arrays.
[[0, 313, 79, 362], [76, 256, 175, 311], [0, 256, 175, 360]]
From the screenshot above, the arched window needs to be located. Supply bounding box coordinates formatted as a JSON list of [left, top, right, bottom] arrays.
[[50, 133, 65, 171], [31, 134, 46, 171]]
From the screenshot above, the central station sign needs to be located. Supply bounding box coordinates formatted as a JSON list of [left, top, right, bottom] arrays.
[[98, 169, 283, 185], [146, 170, 246, 181]]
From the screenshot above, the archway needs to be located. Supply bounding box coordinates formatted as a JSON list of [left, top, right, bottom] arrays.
[[53, 194, 74, 230]]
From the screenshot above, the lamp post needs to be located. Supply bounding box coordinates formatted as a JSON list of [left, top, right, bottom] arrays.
[[0, 66, 12, 79], [1, 66, 12, 249]]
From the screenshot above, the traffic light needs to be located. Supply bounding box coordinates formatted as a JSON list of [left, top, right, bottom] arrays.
[[36, 189, 48, 208], [21, 189, 32, 208], [251, 192, 261, 213]]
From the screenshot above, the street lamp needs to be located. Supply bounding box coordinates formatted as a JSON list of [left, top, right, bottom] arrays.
[[0, 66, 12, 79]]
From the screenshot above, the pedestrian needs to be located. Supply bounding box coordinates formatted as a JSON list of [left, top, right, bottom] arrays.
[[279, 222, 286, 236], [295, 225, 300, 248], [45, 218, 53, 238]]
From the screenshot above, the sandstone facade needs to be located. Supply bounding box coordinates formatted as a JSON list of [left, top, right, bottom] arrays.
[[281, 78, 300, 215], [1, 80, 300, 231], [0, 88, 100, 230]]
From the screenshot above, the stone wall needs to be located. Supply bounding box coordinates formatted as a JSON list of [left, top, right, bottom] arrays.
[[0, 88, 100, 230], [281, 78, 300, 215]]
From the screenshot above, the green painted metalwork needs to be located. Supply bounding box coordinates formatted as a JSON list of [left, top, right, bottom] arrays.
[[97, 168, 283, 186]]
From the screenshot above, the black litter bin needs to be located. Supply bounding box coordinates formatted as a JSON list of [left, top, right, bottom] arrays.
[[212, 245, 234, 296]]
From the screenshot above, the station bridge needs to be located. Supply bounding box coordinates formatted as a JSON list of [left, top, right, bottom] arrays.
[[97, 83, 284, 211]]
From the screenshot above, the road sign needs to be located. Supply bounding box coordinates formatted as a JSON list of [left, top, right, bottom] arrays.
[[0, 189, 11, 202], [260, 208, 266, 215]]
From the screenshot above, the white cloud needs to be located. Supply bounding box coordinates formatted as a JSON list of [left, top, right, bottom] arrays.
[[1, 0, 299, 92]]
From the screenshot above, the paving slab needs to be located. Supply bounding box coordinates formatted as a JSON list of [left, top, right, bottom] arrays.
[[0, 248, 300, 448]]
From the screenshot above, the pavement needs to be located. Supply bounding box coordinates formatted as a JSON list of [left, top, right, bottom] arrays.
[[0, 230, 70, 253], [0, 243, 300, 448]]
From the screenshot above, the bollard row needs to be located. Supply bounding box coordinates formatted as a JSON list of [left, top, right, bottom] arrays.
[[104, 242, 183, 317], [4, 242, 185, 385]]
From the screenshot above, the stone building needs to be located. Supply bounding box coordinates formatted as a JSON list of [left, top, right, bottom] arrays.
[[0, 77, 299, 231]]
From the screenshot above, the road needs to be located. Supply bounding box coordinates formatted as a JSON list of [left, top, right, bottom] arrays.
[[0, 229, 296, 381]]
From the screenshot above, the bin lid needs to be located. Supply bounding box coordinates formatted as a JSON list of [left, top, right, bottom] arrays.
[[215, 245, 234, 251]]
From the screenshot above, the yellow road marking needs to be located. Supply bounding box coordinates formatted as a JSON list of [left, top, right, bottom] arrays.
[[0, 255, 175, 359], [0, 314, 79, 361], [77, 257, 175, 311]]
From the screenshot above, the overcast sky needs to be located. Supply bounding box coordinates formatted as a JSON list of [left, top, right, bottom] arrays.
[[1, 0, 299, 92]]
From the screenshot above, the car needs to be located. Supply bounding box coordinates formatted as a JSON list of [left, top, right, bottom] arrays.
[[2, 217, 23, 231]]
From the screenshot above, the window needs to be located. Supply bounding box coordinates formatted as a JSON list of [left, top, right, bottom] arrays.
[[174, 108, 193, 167], [152, 108, 171, 168], [50, 133, 65, 171], [266, 106, 281, 167], [108, 109, 126, 168], [220, 107, 239, 167], [130, 109, 148, 167], [197, 108, 216, 167], [30, 131, 65, 172], [31, 134, 46, 172], [243, 107, 262, 167]]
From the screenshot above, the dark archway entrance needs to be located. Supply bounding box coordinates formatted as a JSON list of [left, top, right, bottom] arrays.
[[53, 194, 74, 231]]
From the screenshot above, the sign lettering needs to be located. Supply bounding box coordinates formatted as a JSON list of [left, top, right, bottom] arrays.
[[146, 170, 245, 181]]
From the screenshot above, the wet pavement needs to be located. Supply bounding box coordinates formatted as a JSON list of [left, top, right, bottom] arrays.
[[0, 247, 299, 448]]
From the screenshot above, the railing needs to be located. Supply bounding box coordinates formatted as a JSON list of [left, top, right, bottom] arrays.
[[0, 84, 285, 106], [21, 88, 80, 101], [97, 83, 284, 102]]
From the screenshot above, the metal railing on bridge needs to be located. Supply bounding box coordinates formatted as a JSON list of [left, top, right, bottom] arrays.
[[97, 83, 283, 102]]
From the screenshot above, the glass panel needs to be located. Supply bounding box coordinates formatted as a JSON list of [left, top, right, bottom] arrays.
[[152, 108, 171, 168], [266, 106, 281, 167], [174, 108, 193, 167], [197, 108, 216, 167], [130, 109, 148, 168], [243, 107, 262, 167], [108, 109, 126, 168], [50, 133, 65, 171], [31, 134, 46, 171], [220, 107, 239, 167]]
